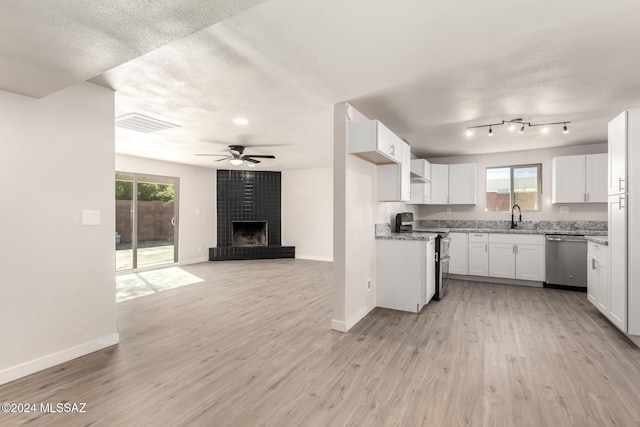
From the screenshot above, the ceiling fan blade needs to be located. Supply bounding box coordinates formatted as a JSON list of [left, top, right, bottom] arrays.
[[213, 156, 232, 162], [195, 153, 228, 157], [244, 155, 275, 159], [244, 157, 261, 164]]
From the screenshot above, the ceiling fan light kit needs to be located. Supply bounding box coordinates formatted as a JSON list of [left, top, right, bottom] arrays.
[[465, 118, 570, 137], [195, 145, 276, 166]]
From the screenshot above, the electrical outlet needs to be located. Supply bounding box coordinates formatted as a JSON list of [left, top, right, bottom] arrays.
[[367, 279, 371, 290]]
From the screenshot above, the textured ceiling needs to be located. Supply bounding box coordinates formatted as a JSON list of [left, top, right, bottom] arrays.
[[0, 0, 264, 98], [5, 0, 640, 169]]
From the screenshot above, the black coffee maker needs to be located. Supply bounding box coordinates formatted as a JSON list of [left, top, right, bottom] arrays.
[[394, 212, 413, 233]]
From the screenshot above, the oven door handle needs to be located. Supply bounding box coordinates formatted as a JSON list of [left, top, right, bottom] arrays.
[[441, 256, 450, 265], [441, 238, 451, 244]]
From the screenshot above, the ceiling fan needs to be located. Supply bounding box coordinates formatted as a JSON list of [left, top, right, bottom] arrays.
[[195, 145, 276, 166]]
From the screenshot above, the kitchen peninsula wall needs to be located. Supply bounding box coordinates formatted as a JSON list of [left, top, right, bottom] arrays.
[[417, 143, 608, 222]]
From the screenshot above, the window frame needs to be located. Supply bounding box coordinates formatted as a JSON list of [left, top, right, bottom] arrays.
[[485, 163, 542, 212]]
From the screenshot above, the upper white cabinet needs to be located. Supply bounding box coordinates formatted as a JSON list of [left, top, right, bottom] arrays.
[[608, 111, 627, 195], [552, 153, 607, 203], [428, 163, 477, 205], [430, 164, 449, 204], [377, 139, 410, 201], [410, 159, 431, 182], [449, 232, 469, 275], [348, 120, 401, 164], [409, 182, 431, 204], [449, 163, 477, 205]]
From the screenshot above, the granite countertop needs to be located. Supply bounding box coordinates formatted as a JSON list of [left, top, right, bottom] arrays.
[[586, 235, 609, 245], [414, 227, 608, 236], [376, 232, 438, 241]]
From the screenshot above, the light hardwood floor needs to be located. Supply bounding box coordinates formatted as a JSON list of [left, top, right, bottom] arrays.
[[2, 259, 640, 426]]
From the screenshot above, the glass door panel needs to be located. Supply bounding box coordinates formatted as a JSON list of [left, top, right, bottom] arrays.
[[115, 173, 179, 271], [136, 176, 177, 268], [115, 174, 134, 271]]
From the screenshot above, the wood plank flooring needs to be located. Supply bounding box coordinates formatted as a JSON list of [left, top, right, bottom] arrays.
[[2, 259, 640, 426]]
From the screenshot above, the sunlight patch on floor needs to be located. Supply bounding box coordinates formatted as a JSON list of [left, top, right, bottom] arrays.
[[116, 267, 204, 302]]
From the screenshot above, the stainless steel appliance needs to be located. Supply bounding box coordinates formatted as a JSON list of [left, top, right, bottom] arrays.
[[415, 228, 450, 300], [544, 234, 587, 290], [394, 212, 413, 232]]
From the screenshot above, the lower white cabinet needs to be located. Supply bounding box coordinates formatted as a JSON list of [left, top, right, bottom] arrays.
[[587, 241, 609, 315], [376, 239, 436, 313], [449, 232, 469, 275], [468, 233, 489, 276], [488, 234, 545, 281]]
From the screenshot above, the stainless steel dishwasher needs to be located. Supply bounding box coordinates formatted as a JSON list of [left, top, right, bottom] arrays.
[[544, 234, 588, 290]]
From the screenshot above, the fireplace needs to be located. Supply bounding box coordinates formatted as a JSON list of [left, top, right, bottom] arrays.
[[232, 221, 267, 247]]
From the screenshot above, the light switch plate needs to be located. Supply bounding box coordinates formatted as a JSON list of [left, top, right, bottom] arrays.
[[82, 210, 101, 226]]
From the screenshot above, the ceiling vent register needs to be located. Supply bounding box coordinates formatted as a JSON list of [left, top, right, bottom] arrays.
[[115, 113, 180, 133]]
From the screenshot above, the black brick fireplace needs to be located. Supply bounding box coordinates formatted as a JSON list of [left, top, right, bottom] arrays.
[[210, 170, 294, 261]]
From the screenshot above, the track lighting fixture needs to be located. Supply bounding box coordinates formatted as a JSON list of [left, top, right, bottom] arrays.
[[465, 119, 571, 137]]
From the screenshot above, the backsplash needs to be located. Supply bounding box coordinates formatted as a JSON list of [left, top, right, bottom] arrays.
[[415, 220, 608, 231]]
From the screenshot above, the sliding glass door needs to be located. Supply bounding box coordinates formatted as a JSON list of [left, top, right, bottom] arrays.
[[116, 173, 179, 271]]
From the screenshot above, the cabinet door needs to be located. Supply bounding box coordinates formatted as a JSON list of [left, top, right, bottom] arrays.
[[587, 253, 599, 306], [468, 241, 489, 276], [409, 182, 430, 204], [449, 233, 469, 275], [608, 111, 627, 195], [400, 140, 411, 201], [585, 153, 608, 203], [552, 155, 586, 203], [425, 240, 436, 302], [608, 194, 627, 331], [449, 163, 477, 204], [597, 257, 609, 315], [489, 243, 516, 278], [430, 164, 449, 204], [515, 244, 545, 281]]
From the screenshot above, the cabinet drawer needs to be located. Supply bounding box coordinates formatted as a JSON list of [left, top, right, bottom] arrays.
[[468, 232, 489, 243], [489, 233, 544, 245]]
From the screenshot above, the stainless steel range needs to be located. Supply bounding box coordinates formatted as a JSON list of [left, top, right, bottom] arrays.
[[415, 228, 450, 300]]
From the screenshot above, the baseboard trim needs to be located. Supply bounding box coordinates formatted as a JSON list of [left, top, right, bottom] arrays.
[[179, 257, 209, 266], [332, 303, 375, 333], [0, 333, 120, 386], [450, 274, 543, 288], [296, 255, 333, 262]]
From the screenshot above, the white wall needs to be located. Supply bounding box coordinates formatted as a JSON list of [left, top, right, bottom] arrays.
[[417, 143, 608, 222], [0, 83, 118, 385], [282, 167, 333, 262], [332, 103, 416, 332], [115, 155, 217, 265]]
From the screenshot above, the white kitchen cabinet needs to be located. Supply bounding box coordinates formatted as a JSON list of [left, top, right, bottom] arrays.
[[609, 195, 627, 332], [588, 241, 609, 315], [410, 159, 431, 182], [449, 163, 477, 204], [430, 164, 449, 204], [348, 120, 401, 164], [488, 243, 516, 278], [552, 153, 607, 203], [376, 239, 436, 313], [449, 232, 469, 275], [377, 139, 410, 201], [608, 111, 627, 195], [488, 234, 545, 281], [409, 182, 430, 204], [468, 233, 489, 276], [428, 163, 477, 205]]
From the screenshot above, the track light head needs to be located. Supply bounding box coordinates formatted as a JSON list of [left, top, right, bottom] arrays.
[[466, 129, 473, 137], [508, 122, 515, 131], [563, 124, 569, 134], [488, 126, 493, 136], [542, 126, 549, 134], [518, 124, 525, 134]]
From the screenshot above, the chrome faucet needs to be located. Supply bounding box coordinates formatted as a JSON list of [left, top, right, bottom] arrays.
[[511, 204, 522, 229]]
